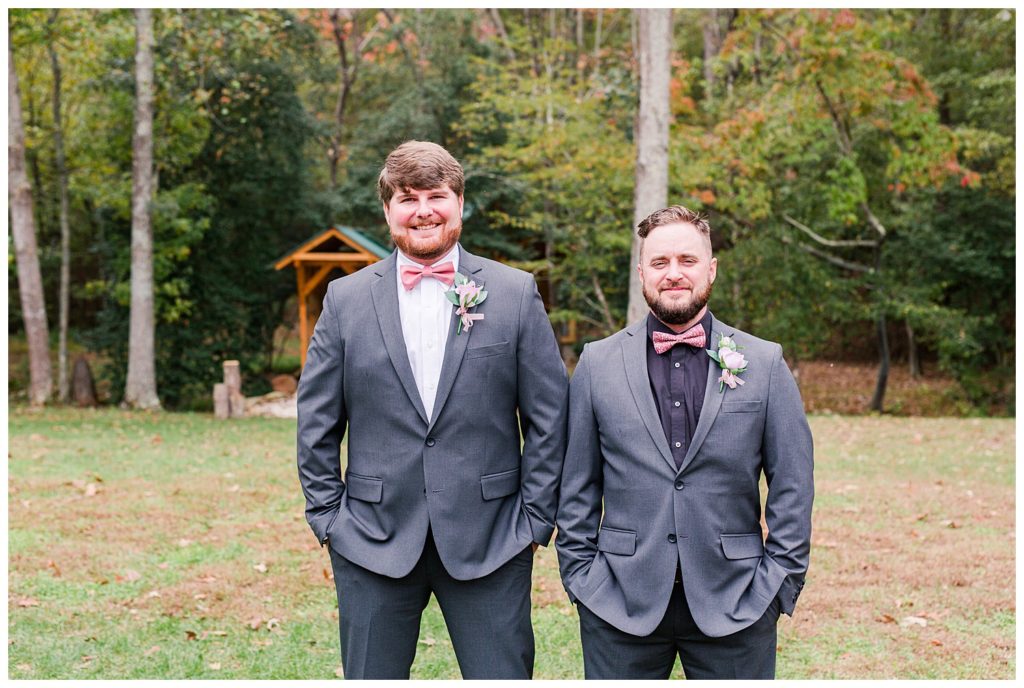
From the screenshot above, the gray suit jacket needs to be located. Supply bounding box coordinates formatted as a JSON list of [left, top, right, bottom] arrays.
[[297, 245, 568, 580], [555, 315, 813, 637]]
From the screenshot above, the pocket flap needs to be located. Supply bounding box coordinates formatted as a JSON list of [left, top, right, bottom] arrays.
[[481, 467, 520, 500], [345, 473, 383, 503], [721, 400, 762, 413], [466, 341, 511, 359], [721, 533, 764, 559], [597, 527, 636, 556]]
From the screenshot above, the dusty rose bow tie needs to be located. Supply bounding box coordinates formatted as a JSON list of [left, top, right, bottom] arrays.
[[400, 261, 455, 290], [652, 324, 706, 354]]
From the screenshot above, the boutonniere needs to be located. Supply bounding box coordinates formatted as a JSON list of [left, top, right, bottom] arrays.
[[706, 334, 748, 392], [445, 272, 487, 335]]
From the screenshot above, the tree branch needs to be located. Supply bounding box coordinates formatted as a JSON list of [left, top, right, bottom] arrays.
[[782, 213, 877, 247], [781, 235, 873, 272]]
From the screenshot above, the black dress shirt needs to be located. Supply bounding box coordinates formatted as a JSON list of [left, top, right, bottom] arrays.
[[646, 310, 713, 468]]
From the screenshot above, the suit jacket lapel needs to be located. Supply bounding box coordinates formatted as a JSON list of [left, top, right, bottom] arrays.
[[370, 252, 429, 425], [678, 315, 725, 474], [622, 318, 677, 472], [427, 244, 480, 431]]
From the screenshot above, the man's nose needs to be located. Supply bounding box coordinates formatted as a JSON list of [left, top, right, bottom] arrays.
[[665, 260, 684, 280], [416, 198, 433, 216]]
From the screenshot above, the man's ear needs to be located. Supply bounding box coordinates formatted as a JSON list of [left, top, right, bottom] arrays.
[[709, 256, 718, 283], [382, 201, 390, 224], [458, 194, 465, 218]]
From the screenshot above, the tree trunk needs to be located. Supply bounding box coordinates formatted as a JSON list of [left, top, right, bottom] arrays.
[[869, 313, 890, 412], [702, 9, 723, 101], [49, 10, 72, 403], [627, 9, 673, 324], [906, 320, 921, 379], [9, 40, 53, 406], [124, 8, 161, 410]]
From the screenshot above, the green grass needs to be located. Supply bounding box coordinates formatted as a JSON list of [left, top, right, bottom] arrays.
[[8, 408, 1015, 678]]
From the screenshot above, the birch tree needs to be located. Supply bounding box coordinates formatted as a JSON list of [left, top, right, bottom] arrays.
[[123, 8, 161, 410], [627, 8, 672, 323]]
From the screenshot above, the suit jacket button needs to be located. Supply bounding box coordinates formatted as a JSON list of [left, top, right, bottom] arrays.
[[674, 480, 684, 490], [667, 534, 677, 543], [426, 438, 436, 447]]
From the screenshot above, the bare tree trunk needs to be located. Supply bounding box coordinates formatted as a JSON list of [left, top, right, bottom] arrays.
[[9, 40, 53, 406], [124, 8, 161, 410], [869, 314, 890, 412], [702, 9, 722, 101], [48, 10, 72, 403], [906, 320, 921, 379], [627, 9, 673, 324]]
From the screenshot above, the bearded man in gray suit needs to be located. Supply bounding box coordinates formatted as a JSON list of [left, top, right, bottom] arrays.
[[556, 205, 813, 679], [297, 141, 567, 679]]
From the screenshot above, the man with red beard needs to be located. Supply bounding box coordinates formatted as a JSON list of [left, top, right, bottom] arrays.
[[556, 205, 814, 679], [297, 141, 567, 678]]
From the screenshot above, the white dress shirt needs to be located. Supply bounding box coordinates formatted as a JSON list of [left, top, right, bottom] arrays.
[[396, 245, 459, 420]]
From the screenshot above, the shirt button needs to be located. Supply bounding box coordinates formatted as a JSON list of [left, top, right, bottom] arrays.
[[667, 534, 677, 543], [675, 480, 684, 490], [674, 441, 682, 448], [674, 362, 681, 368], [426, 438, 436, 447], [674, 401, 681, 407]]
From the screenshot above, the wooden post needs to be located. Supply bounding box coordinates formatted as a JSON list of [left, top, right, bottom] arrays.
[[213, 383, 230, 419], [223, 360, 245, 418], [297, 265, 309, 368]]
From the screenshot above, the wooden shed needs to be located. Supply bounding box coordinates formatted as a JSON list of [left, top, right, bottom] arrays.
[[275, 226, 391, 367]]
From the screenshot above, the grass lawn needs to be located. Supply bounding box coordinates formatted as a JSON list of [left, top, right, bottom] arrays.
[[7, 408, 1014, 679]]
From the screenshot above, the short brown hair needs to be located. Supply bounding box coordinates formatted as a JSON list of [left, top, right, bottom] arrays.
[[636, 205, 711, 240], [377, 141, 465, 204]]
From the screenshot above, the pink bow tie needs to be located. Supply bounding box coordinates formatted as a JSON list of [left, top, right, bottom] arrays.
[[652, 324, 706, 354], [400, 261, 455, 290]]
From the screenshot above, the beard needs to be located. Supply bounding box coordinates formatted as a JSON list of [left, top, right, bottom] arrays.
[[644, 277, 713, 326], [391, 222, 462, 263]]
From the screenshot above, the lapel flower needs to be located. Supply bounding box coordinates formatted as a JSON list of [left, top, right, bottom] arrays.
[[706, 334, 748, 392], [445, 272, 487, 335]]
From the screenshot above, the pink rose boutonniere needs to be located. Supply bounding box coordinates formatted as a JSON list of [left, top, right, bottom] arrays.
[[445, 273, 487, 335], [706, 334, 748, 392]]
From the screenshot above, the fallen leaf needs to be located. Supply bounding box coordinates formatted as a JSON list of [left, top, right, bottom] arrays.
[[914, 513, 928, 522], [17, 597, 40, 608], [16, 663, 31, 672], [143, 646, 160, 657], [121, 569, 142, 582], [253, 562, 268, 573], [207, 662, 221, 671], [151, 434, 163, 445], [876, 614, 896, 624], [253, 639, 273, 647], [185, 630, 198, 641], [71, 479, 86, 489], [335, 667, 344, 678], [85, 483, 98, 497], [930, 639, 943, 646], [193, 593, 207, 600], [208, 630, 228, 637], [266, 618, 280, 631], [177, 539, 193, 547], [322, 568, 333, 581], [46, 560, 62, 577], [198, 575, 217, 583], [901, 615, 928, 627], [419, 637, 436, 647], [146, 590, 162, 598], [940, 520, 960, 529], [227, 484, 240, 493], [247, 617, 263, 630]]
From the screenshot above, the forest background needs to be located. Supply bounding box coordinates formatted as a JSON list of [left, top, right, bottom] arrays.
[[7, 8, 1016, 415]]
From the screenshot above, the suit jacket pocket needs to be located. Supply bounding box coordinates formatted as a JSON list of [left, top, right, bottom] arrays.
[[721, 400, 762, 413], [466, 341, 512, 359], [345, 473, 383, 503], [481, 467, 520, 500], [721, 532, 764, 559], [597, 526, 636, 556]]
